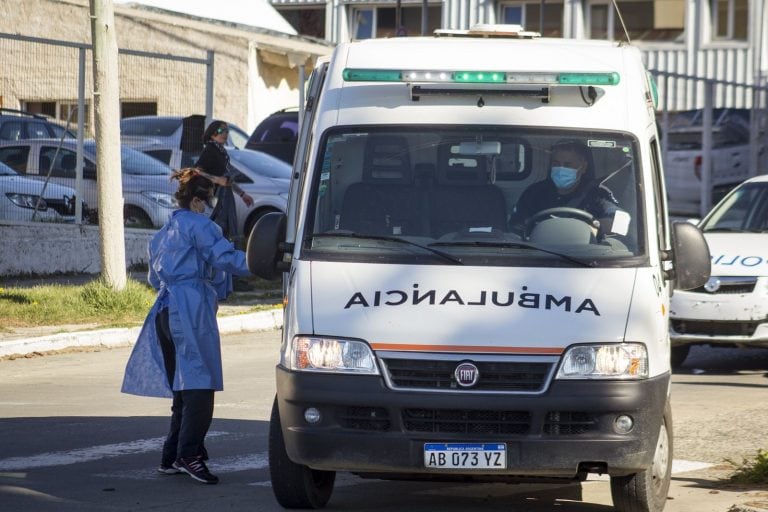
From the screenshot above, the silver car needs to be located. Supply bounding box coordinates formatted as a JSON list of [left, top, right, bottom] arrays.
[[227, 148, 290, 241], [0, 161, 80, 223], [120, 115, 249, 170], [0, 139, 177, 228]]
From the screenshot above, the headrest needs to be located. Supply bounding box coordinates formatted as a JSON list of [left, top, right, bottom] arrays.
[[60, 154, 76, 171], [363, 135, 412, 184]]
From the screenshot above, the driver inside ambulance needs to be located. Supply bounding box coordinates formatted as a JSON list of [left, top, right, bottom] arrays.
[[510, 140, 628, 237]]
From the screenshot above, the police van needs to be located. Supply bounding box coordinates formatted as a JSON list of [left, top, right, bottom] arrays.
[[247, 26, 711, 512]]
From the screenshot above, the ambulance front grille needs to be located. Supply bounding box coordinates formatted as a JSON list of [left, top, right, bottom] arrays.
[[402, 408, 530, 435], [381, 358, 554, 392], [338, 406, 391, 431], [543, 411, 598, 435]]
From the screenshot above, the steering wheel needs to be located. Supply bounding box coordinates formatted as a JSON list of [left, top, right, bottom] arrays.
[[524, 207, 596, 238]]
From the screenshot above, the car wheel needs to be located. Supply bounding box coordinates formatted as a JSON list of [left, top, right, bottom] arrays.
[[244, 208, 279, 245], [269, 397, 335, 509], [124, 206, 153, 229], [610, 401, 672, 512], [670, 345, 691, 368]]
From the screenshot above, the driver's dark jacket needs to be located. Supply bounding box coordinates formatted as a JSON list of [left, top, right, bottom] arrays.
[[511, 178, 620, 228]]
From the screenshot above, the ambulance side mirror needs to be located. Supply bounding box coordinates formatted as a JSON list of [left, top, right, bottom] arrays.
[[246, 212, 289, 280], [668, 221, 711, 291]]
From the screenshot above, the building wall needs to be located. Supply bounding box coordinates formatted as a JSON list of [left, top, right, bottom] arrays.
[[0, 0, 331, 133]]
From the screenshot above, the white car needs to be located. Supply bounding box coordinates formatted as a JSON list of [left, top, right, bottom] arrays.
[[670, 174, 768, 366], [0, 161, 80, 223], [224, 148, 289, 242], [0, 139, 177, 228], [663, 108, 764, 216]]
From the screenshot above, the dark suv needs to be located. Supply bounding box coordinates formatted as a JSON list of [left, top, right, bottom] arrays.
[[0, 108, 74, 141], [245, 108, 298, 165]]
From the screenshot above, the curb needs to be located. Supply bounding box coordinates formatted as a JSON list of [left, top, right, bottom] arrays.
[[0, 309, 284, 359]]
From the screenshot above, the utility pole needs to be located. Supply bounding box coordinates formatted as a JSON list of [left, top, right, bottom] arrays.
[[89, 0, 127, 291]]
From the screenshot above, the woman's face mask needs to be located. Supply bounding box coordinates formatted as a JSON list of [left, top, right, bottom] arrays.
[[550, 166, 580, 189]]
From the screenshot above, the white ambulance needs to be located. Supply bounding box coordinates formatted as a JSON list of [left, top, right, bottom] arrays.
[[247, 26, 711, 512]]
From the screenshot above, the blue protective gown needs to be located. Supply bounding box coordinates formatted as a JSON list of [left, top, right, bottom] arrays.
[[121, 209, 250, 398]]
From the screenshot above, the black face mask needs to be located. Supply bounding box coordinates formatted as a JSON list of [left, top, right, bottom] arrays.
[[193, 187, 217, 209]]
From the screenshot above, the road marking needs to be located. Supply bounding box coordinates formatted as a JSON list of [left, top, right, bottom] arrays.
[[0, 431, 228, 471]]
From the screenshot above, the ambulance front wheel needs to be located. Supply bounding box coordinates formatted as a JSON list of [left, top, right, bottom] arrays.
[[609, 401, 672, 512], [269, 397, 336, 509]]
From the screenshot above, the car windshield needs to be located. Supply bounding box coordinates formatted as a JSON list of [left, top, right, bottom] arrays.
[[83, 142, 171, 175], [304, 127, 645, 267], [120, 117, 180, 137], [700, 182, 768, 233], [0, 161, 18, 176], [229, 150, 291, 179], [227, 124, 249, 149]]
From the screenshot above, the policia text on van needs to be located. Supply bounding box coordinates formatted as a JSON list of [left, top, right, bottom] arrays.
[[247, 25, 711, 512]]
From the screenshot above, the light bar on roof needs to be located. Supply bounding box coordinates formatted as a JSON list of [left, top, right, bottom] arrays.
[[342, 68, 620, 86]]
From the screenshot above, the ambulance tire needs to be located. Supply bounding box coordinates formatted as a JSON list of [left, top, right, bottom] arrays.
[[609, 401, 672, 512], [670, 345, 691, 368], [269, 397, 336, 509]]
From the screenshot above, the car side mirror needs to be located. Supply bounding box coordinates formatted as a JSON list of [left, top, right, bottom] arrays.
[[668, 221, 711, 290], [246, 212, 289, 280]]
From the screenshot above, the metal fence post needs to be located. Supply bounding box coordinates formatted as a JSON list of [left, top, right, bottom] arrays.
[[76, 46, 86, 225], [205, 50, 214, 127], [700, 81, 713, 217]]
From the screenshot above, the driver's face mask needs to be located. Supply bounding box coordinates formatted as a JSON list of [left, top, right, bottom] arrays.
[[550, 166, 579, 190]]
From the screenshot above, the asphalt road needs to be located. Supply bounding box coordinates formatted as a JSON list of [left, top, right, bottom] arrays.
[[1, 331, 767, 512]]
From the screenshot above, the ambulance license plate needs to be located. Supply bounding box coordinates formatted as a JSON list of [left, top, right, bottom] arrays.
[[424, 443, 506, 469]]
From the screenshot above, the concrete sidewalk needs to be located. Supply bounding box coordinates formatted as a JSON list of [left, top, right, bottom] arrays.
[[0, 304, 284, 359]]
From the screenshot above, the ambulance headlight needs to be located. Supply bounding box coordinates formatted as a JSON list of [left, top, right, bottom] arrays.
[[288, 336, 379, 374], [556, 343, 648, 379]]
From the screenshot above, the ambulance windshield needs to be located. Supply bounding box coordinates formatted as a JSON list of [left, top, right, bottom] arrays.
[[304, 126, 646, 267]]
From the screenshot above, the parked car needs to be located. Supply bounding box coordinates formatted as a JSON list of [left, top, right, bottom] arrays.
[[245, 108, 298, 164], [223, 148, 290, 242], [663, 108, 764, 216], [0, 161, 82, 223], [669, 174, 768, 366], [0, 108, 75, 141], [120, 114, 249, 169], [0, 139, 177, 228]]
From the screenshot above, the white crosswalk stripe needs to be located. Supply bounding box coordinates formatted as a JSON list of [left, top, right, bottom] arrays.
[[0, 431, 229, 471]]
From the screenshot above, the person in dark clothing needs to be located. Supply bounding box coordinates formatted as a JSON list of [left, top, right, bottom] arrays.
[[511, 140, 624, 236], [195, 120, 254, 242], [121, 168, 251, 485]]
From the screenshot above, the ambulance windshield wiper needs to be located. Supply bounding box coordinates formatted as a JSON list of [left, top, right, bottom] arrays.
[[309, 232, 464, 265], [430, 240, 596, 267]]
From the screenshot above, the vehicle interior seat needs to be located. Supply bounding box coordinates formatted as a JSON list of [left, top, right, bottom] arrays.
[[39, 155, 51, 172], [339, 134, 416, 236], [428, 143, 508, 238], [60, 153, 77, 177]]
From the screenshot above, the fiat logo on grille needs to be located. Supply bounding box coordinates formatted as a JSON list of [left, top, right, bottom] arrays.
[[454, 362, 479, 388]]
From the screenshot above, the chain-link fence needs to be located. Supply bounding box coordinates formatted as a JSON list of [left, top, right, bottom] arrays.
[[0, 32, 213, 228], [650, 69, 768, 217]]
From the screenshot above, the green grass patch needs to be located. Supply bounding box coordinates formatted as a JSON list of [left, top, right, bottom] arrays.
[[0, 278, 155, 329], [727, 450, 768, 484], [0, 276, 282, 331]]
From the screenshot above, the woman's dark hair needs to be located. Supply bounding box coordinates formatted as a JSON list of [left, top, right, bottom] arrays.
[[172, 168, 214, 209], [202, 120, 228, 143]]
